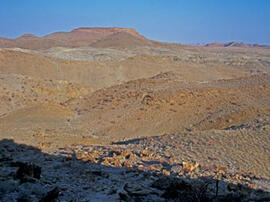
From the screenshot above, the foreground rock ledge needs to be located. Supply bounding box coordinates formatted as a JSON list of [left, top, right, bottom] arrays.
[[0, 139, 269, 201]]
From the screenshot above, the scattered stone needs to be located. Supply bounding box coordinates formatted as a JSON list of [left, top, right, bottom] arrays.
[[0, 179, 19, 194], [39, 187, 59, 202], [216, 165, 228, 175], [182, 161, 199, 173], [118, 192, 128, 200], [124, 183, 156, 197], [162, 170, 170, 176], [0, 157, 12, 162], [123, 161, 133, 168], [152, 176, 193, 199], [141, 93, 153, 105], [171, 165, 183, 173], [140, 150, 152, 157], [149, 163, 163, 171], [12, 162, 41, 183], [1, 128, 270, 201]]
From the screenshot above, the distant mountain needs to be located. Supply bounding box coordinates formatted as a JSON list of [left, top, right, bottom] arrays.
[[205, 42, 269, 48], [0, 27, 152, 50], [15, 34, 39, 40], [1, 28, 268, 50], [90, 31, 154, 48]]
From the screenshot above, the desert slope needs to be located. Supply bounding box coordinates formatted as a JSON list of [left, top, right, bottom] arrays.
[[0, 48, 249, 89], [0, 27, 270, 201]]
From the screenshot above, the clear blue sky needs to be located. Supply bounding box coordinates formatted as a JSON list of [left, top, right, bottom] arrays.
[[0, 0, 269, 44]]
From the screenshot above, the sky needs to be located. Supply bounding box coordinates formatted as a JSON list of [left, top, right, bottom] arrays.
[[0, 0, 270, 44]]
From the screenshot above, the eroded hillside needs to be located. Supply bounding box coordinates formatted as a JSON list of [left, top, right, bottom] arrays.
[[0, 28, 269, 201]]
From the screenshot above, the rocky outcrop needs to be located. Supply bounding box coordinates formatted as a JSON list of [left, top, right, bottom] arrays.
[[0, 139, 269, 201]]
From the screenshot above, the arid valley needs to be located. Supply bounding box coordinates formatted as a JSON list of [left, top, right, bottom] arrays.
[[0, 27, 270, 201]]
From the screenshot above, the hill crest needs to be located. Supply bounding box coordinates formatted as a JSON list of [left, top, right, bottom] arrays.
[[0, 27, 149, 50]]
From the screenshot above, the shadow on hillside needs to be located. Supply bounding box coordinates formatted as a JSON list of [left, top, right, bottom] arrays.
[[0, 139, 269, 202], [113, 137, 144, 145]]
